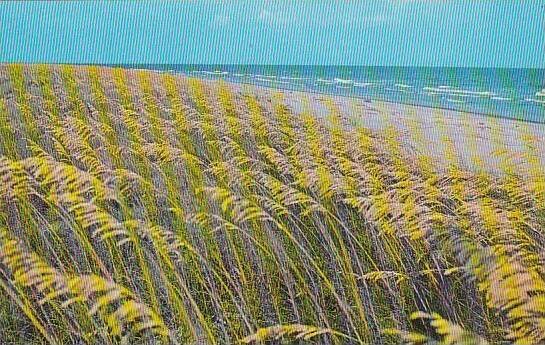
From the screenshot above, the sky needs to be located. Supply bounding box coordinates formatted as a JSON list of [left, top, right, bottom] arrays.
[[0, 1, 543, 68]]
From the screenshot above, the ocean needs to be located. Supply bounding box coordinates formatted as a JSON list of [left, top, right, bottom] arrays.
[[117, 65, 545, 123]]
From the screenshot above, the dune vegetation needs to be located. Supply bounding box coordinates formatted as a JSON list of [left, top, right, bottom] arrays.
[[0, 64, 545, 344]]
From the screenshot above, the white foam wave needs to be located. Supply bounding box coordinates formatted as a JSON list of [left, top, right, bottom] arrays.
[[201, 70, 229, 76], [448, 93, 482, 99], [254, 74, 276, 79], [385, 87, 411, 93], [395, 83, 413, 88], [536, 89, 545, 97], [232, 73, 245, 77], [280, 76, 309, 81], [447, 98, 465, 104], [525, 98, 545, 104], [353, 82, 373, 88], [255, 77, 291, 85], [423, 86, 495, 97], [491, 97, 512, 101], [316, 78, 335, 85], [334, 78, 353, 85]]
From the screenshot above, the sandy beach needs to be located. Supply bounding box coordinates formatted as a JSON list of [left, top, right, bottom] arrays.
[[220, 80, 545, 176]]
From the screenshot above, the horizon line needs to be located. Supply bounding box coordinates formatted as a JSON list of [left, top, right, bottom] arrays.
[[1, 62, 544, 70]]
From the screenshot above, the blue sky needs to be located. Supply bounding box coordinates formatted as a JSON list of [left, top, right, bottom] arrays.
[[0, 1, 543, 67]]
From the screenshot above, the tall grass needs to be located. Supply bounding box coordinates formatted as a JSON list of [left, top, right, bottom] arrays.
[[0, 64, 544, 344]]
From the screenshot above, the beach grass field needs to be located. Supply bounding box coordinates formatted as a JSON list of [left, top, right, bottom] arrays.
[[1, 64, 545, 344]]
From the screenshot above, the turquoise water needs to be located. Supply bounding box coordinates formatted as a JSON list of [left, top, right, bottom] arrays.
[[118, 65, 545, 123]]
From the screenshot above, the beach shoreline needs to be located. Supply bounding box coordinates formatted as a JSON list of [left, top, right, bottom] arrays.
[[195, 75, 545, 124], [197, 75, 545, 176], [2, 63, 544, 176]]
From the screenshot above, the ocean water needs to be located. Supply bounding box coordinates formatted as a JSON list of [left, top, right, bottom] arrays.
[[119, 65, 545, 123]]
